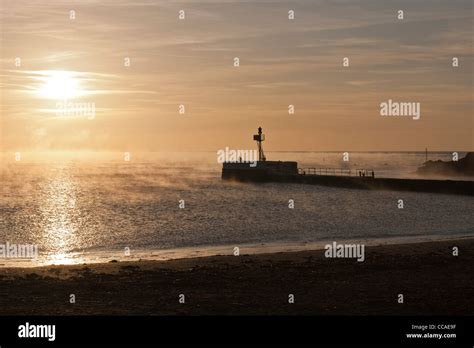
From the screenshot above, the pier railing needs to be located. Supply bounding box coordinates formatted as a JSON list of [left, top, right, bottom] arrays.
[[298, 168, 375, 178]]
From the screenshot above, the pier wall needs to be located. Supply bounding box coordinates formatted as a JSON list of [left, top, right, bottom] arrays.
[[223, 171, 474, 196]]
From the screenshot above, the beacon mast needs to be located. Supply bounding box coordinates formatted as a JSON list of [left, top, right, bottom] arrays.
[[253, 127, 266, 162]]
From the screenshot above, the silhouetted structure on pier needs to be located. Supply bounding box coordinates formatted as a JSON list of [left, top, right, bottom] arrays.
[[222, 127, 298, 181], [221, 128, 473, 196]]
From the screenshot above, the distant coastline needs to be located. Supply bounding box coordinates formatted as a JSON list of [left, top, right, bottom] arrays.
[[417, 152, 474, 177]]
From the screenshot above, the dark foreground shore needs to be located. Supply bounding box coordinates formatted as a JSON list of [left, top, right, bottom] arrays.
[[0, 239, 473, 315]]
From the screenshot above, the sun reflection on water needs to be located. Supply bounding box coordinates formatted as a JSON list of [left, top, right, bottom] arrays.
[[39, 166, 81, 265]]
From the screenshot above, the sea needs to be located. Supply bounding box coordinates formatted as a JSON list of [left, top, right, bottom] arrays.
[[1, 151, 473, 266]]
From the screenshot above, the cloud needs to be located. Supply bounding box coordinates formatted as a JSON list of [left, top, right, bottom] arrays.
[[1, 0, 472, 151]]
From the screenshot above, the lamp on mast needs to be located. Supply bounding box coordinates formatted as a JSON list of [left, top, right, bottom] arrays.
[[253, 126, 266, 161]]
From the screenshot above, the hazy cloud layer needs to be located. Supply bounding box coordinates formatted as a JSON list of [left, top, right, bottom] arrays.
[[1, 0, 472, 151]]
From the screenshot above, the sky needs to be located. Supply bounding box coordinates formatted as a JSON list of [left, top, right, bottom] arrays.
[[0, 0, 473, 152]]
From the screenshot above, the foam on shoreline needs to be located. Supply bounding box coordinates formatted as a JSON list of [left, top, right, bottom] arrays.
[[2, 233, 472, 268]]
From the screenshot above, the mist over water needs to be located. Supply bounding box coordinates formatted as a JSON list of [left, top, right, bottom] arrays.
[[1, 151, 472, 266]]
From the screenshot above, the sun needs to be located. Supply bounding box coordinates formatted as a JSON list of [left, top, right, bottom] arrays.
[[37, 71, 83, 100]]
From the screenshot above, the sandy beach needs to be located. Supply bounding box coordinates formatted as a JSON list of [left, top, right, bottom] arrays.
[[0, 238, 472, 315]]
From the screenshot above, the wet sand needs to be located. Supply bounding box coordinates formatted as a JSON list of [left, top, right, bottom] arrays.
[[0, 238, 473, 315]]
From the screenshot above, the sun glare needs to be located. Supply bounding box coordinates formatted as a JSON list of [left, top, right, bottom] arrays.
[[37, 71, 83, 100]]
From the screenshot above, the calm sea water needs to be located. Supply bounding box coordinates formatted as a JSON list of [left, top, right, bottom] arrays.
[[1, 152, 473, 266]]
